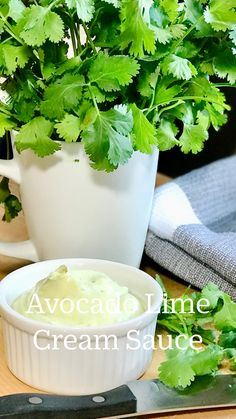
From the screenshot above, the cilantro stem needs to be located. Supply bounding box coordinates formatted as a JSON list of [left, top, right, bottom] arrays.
[[0, 13, 24, 45], [89, 86, 100, 114], [145, 95, 230, 115], [82, 23, 97, 54], [173, 311, 189, 336], [47, 0, 61, 11], [75, 22, 82, 54], [158, 100, 184, 118], [70, 27, 77, 56], [0, 104, 12, 117], [213, 83, 236, 88], [171, 23, 196, 52], [157, 320, 183, 335], [1, 37, 12, 45], [145, 80, 158, 117]]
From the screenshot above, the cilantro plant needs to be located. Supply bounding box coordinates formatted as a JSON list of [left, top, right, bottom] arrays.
[[0, 0, 236, 220], [157, 280, 236, 389]]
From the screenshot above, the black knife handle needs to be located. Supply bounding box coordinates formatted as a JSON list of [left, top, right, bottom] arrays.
[[0, 385, 137, 418]]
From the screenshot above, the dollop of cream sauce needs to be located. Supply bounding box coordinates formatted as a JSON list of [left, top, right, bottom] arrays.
[[12, 265, 145, 326]]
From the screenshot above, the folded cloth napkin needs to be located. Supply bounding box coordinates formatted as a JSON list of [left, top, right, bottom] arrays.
[[145, 155, 236, 300]]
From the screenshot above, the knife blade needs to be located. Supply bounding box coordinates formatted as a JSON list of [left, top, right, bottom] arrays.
[[0, 375, 235, 418]]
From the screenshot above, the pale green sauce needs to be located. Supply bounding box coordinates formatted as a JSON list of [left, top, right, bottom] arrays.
[[12, 266, 145, 326]]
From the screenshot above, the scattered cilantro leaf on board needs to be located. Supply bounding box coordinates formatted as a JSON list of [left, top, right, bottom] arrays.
[[214, 294, 236, 330], [158, 281, 236, 389], [159, 345, 196, 388], [159, 342, 223, 388]]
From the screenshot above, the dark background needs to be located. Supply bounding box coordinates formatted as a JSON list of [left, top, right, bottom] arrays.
[[0, 87, 235, 175]]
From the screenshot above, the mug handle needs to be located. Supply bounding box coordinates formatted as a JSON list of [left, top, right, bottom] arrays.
[[0, 159, 38, 262]]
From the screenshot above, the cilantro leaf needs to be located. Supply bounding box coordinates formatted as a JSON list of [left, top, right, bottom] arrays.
[[3, 194, 22, 222], [158, 284, 236, 390], [170, 24, 187, 39], [184, 77, 228, 129], [213, 49, 236, 84], [204, 0, 236, 31], [18, 5, 64, 47], [40, 74, 85, 120], [190, 344, 223, 376], [55, 114, 81, 142], [138, 65, 159, 98], [0, 113, 15, 137], [162, 54, 197, 81], [153, 27, 173, 44], [76, 101, 97, 130], [0, 177, 11, 203], [0, 0, 9, 17], [88, 53, 140, 91], [0, 177, 22, 222], [192, 326, 217, 345], [65, 0, 95, 23], [104, 0, 120, 7], [0, 0, 234, 179], [226, 349, 236, 371], [159, 344, 196, 388], [218, 331, 236, 348], [185, 76, 227, 107], [206, 103, 228, 130], [84, 85, 110, 103], [120, 0, 156, 57], [179, 112, 209, 154], [200, 282, 224, 309], [184, 0, 203, 24], [214, 294, 236, 331], [8, 0, 25, 22], [230, 25, 236, 46], [155, 76, 182, 105], [160, 0, 178, 22], [15, 116, 61, 157], [156, 119, 179, 151], [159, 339, 223, 389], [82, 107, 133, 170], [130, 103, 157, 153], [0, 43, 30, 75]]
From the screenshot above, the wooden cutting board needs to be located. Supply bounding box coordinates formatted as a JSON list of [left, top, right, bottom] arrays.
[[0, 176, 235, 418]]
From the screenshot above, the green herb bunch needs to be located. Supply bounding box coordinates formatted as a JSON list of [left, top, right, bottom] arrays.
[[0, 0, 236, 172], [157, 280, 236, 389]]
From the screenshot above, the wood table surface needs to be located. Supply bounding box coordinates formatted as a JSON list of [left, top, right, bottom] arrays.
[[0, 175, 235, 418]]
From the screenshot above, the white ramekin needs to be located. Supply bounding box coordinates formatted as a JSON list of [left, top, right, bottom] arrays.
[[0, 258, 163, 395]]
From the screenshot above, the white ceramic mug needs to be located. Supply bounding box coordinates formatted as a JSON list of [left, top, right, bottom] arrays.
[[0, 141, 158, 266]]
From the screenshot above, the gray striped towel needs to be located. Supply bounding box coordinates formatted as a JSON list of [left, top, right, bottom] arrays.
[[145, 155, 236, 300]]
